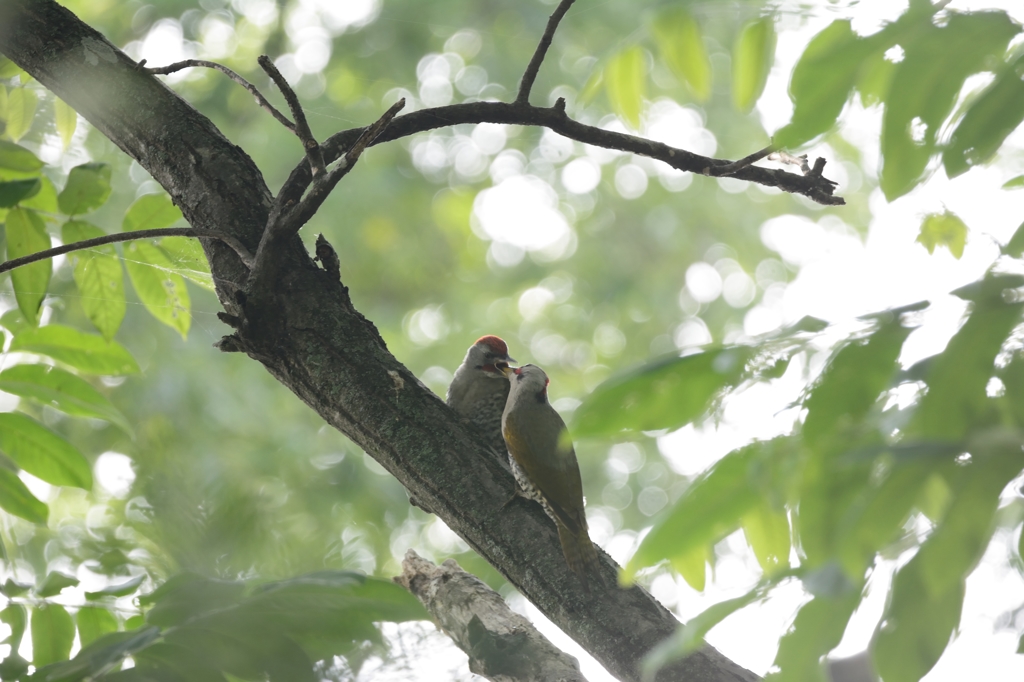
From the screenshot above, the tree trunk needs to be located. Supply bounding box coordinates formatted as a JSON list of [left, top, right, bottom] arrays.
[[0, 2, 758, 680]]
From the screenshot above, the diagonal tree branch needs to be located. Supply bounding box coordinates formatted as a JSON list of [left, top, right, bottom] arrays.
[[0, 227, 254, 275], [517, 0, 576, 104]]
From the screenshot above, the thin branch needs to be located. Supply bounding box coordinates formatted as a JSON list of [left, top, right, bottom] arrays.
[[278, 98, 406, 237], [304, 102, 843, 205], [706, 144, 777, 177], [141, 58, 295, 133], [246, 99, 405, 291], [257, 55, 326, 176], [0, 228, 254, 275], [517, 0, 576, 104]]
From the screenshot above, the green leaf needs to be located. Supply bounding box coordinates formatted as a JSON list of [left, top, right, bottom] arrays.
[[0, 309, 31, 335], [10, 324, 139, 375], [53, 97, 77, 151], [573, 347, 751, 438], [1003, 174, 1024, 190], [1, 579, 32, 597], [5, 87, 38, 142], [0, 56, 23, 79], [57, 163, 111, 216], [765, 592, 859, 682], [37, 571, 79, 598], [802, 316, 911, 448], [624, 440, 779, 580], [21, 175, 58, 214], [122, 193, 183, 232], [1, 604, 27, 649], [142, 573, 246, 627], [732, 16, 776, 113], [31, 603, 75, 668], [124, 241, 191, 339], [741, 501, 791, 575], [35, 627, 161, 682], [856, 49, 896, 107], [0, 413, 93, 489], [642, 582, 773, 681], [912, 278, 1023, 440], [915, 449, 1022, 599], [5, 207, 51, 325], [62, 220, 126, 341], [797, 314, 911, 566], [131, 642, 226, 682], [916, 211, 968, 259], [0, 178, 41, 208], [160, 627, 297, 682], [75, 606, 119, 649], [244, 572, 428, 628], [672, 543, 708, 591], [880, 12, 1019, 200], [873, 556, 963, 682], [652, 9, 711, 101], [836, 461, 931, 578], [604, 45, 646, 129], [158, 236, 214, 292], [86, 574, 145, 599], [0, 464, 47, 522], [774, 20, 870, 147], [0, 653, 29, 681], [943, 51, 1024, 178], [0, 364, 132, 434], [139, 570, 425, 679], [999, 222, 1024, 259], [0, 140, 43, 173]]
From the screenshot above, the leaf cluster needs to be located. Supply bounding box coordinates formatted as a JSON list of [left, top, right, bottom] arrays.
[[579, 267, 1024, 680], [0, 570, 426, 682]]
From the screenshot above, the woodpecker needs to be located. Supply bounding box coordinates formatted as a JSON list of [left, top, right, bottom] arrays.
[[500, 364, 599, 583], [447, 336, 516, 458]]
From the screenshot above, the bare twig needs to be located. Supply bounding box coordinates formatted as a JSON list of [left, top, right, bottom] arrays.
[[246, 99, 406, 289], [142, 58, 295, 133], [278, 98, 406, 236], [257, 55, 326, 176], [517, 0, 576, 104], [0, 228, 254, 275], [706, 144, 777, 177]]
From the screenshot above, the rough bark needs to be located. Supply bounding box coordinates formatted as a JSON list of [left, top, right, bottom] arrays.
[[0, 2, 760, 681], [396, 550, 586, 682]]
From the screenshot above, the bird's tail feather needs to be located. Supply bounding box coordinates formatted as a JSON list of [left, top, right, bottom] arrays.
[[557, 522, 601, 590]]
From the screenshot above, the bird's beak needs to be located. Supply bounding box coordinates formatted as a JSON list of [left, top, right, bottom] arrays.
[[498, 363, 515, 377]]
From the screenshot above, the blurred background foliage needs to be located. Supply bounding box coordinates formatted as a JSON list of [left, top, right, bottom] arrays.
[[1, 0, 1023, 679]]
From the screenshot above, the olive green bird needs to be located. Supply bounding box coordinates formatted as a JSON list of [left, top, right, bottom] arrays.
[[501, 363, 599, 583]]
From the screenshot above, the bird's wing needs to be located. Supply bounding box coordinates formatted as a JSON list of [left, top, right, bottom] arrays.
[[504, 409, 587, 535]]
